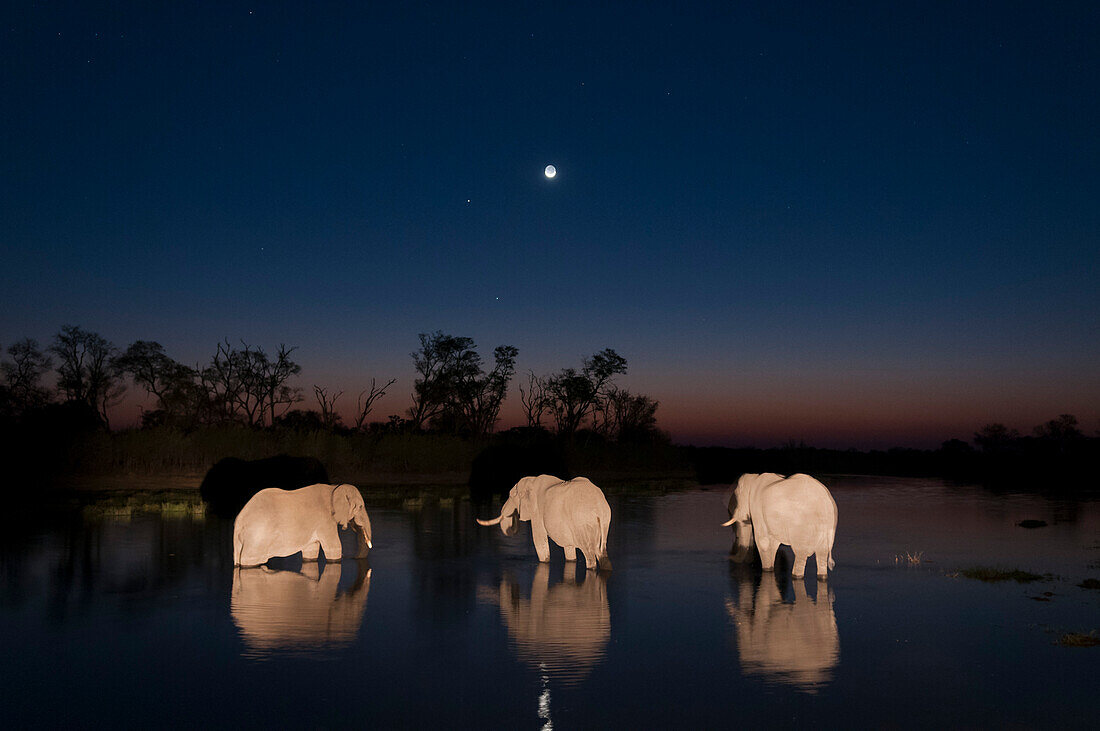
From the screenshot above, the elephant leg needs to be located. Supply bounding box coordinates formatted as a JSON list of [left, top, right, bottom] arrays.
[[817, 546, 832, 579], [791, 551, 809, 579], [302, 541, 321, 562], [564, 546, 577, 562], [757, 536, 779, 571], [584, 549, 597, 571], [532, 525, 551, 563], [319, 527, 343, 561]]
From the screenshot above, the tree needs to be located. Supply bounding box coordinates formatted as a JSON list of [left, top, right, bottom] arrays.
[[459, 345, 518, 437], [546, 348, 628, 437], [115, 341, 197, 424], [973, 423, 1020, 453], [354, 377, 396, 431], [407, 332, 518, 436], [519, 371, 550, 428], [49, 325, 125, 427], [1, 338, 54, 414], [198, 340, 302, 426], [597, 386, 660, 441], [1033, 414, 1082, 440], [313, 386, 344, 430]]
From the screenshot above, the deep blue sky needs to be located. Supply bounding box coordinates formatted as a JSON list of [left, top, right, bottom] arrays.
[[3, 2, 1098, 447]]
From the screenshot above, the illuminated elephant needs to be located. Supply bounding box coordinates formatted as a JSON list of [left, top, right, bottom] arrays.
[[722, 473, 837, 579], [233, 483, 372, 567], [477, 475, 612, 571]]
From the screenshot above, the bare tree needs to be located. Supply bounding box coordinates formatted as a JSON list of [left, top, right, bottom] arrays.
[[518, 371, 550, 428], [313, 385, 344, 430], [199, 340, 302, 426], [354, 377, 396, 431]]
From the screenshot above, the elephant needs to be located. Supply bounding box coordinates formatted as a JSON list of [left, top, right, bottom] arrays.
[[468, 430, 569, 504], [200, 454, 329, 517], [233, 483, 372, 567], [477, 564, 610, 683], [476, 475, 612, 571], [722, 473, 838, 579], [726, 565, 839, 692], [231, 560, 371, 657]]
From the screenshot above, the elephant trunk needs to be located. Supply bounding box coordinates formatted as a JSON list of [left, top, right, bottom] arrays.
[[351, 513, 372, 557]]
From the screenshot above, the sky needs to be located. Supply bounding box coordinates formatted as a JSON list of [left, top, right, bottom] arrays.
[[2, 2, 1098, 449]]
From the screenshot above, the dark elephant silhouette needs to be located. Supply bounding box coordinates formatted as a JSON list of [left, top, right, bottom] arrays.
[[200, 454, 329, 517], [468, 429, 569, 505]]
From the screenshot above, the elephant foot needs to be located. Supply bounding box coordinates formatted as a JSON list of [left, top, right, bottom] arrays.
[[817, 574, 829, 581]]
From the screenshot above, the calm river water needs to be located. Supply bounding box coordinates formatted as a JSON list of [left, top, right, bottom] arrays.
[[2, 476, 1098, 728]]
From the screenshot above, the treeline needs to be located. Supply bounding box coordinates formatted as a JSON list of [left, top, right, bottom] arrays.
[[0, 327, 666, 480], [692, 414, 1100, 492]]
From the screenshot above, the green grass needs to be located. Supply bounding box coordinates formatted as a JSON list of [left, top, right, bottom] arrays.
[[953, 566, 1047, 583]]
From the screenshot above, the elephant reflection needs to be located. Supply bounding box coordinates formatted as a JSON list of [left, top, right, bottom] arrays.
[[231, 560, 370, 656], [479, 564, 610, 682], [726, 569, 839, 692]]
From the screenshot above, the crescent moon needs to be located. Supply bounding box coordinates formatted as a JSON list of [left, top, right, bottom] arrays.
[[544, 165, 557, 179]]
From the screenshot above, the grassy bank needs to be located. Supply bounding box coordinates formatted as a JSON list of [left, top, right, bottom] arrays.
[[33, 426, 693, 492]]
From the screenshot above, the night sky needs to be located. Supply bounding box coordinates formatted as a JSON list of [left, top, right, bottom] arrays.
[[3, 2, 1098, 448]]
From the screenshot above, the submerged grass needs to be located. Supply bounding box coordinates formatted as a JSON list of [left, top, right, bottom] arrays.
[[1056, 631, 1100, 648], [895, 551, 924, 565], [953, 566, 1047, 583]]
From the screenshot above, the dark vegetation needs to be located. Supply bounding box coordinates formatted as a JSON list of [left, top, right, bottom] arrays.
[[954, 567, 1047, 583], [2, 326, 1098, 496]]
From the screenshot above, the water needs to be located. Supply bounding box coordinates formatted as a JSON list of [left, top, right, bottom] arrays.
[[2, 477, 1098, 728]]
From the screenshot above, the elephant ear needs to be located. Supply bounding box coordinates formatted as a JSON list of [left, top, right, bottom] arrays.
[[331, 484, 355, 526]]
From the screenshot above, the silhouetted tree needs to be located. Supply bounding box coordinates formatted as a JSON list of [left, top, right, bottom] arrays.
[[1033, 413, 1082, 441], [546, 348, 627, 437], [597, 386, 660, 441], [407, 331, 518, 436], [49, 325, 125, 427], [115, 340, 198, 425], [354, 377, 396, 431], [312, 385, 344, 430], [199, 340, 302, 426], [973, 423, 1021, 453], [519, 371, 550, 428], [1, 338, 54, 415]]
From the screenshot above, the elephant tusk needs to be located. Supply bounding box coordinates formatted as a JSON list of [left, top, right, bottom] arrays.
[[367, 539, 372, 549], [721, 516, 737, 527], [476, 515, 504, 526]]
